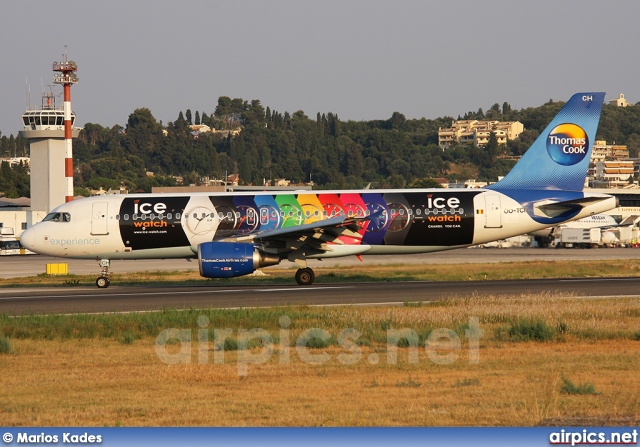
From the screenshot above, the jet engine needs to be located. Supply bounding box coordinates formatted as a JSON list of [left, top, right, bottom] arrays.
[[198, 242, 280, 279]]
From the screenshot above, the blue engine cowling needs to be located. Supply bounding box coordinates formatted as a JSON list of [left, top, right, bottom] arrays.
[[198, 242, 280, 279]]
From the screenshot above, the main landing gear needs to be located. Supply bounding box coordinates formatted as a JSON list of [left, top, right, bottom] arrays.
[[295, 267, 315, 286], [289, 254, 316, 286], [96, 259, 111, 288]]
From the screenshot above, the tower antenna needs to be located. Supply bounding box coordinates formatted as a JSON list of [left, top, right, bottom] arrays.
[[52, 46, 79, 202]]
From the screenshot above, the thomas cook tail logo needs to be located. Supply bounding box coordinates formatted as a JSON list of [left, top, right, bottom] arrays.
[[546, 123, 589, 166]]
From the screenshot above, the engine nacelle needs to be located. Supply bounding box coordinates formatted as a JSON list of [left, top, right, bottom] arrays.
[[198, 242, 280, 279]]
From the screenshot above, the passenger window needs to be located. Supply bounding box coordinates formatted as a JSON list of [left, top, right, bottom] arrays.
[[124, 214, 129, 221], [176, 213, 181, 220], [167, 213, 172, 220]]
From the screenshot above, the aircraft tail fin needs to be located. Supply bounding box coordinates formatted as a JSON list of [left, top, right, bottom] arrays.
[[488, 92, 605, 192]]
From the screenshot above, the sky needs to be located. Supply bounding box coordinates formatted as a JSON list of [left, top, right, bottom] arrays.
[[1, 0, 638, 137]]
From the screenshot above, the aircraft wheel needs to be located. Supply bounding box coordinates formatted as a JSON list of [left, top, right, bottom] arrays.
[[295, 268, 315, 286], [96, 277, 110, 288]]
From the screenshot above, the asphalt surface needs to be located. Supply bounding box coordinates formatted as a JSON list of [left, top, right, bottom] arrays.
[[2, 247, 640, 315], [1, 277, 639, 315], [4, 247, 640, 278]]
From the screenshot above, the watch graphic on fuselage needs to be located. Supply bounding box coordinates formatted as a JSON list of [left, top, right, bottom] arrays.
[[236, 205, 259, 234], [301, 203, 323, 223], [214, 205, 238, 238], [182, 195, 220, 246], [185, 206, 216, 235], [387, 202, 410, 232], [279, 203, 304, 228], [383, 193, 413, 246], [258, 205, 282, 231], [366, 202, 389, 232], [322, 203, 344, 219], [343, 202, 366, 219]]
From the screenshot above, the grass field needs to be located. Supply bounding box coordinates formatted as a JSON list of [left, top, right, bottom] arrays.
[[1, 293, 639, 426]]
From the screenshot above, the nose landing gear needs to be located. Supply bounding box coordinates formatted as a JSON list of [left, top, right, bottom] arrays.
[[96, 259, 111, 288]]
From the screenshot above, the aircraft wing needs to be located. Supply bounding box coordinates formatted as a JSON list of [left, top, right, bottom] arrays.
[[220, 215, 367, 258]]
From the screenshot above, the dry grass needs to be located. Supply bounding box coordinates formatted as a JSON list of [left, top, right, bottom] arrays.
[[1, 295, 639, 427], [0, 339, 638, 426]]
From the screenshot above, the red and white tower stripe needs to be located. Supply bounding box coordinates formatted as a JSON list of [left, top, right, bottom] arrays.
[[53, 51, 78, 202]]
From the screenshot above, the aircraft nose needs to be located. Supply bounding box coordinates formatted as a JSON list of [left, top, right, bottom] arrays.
[[19, 227, 36, 251]]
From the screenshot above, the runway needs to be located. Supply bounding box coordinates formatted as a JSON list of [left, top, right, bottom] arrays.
[[4, 247, 640, 278], [2, 247, 640, 315], [1, 277, 639, 315]]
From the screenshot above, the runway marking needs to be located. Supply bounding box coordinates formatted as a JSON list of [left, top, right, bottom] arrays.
[[559, 278, 640, 282], [0, 285, 355, 301]]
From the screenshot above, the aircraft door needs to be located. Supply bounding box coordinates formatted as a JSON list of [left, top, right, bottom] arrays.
[[484, 194, 502, 228], [91, 202, 109, 235]]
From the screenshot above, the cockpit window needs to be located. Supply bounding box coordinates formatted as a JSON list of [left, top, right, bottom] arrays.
[[42, 212, 71, 223]]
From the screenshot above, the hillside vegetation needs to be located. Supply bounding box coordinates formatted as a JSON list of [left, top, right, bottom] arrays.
[[1, 97, 639, 196]]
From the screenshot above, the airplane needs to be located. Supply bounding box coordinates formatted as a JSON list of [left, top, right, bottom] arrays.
[[20, 92, 617, 288]]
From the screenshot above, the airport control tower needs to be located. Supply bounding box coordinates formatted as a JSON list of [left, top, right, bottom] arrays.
[[19, 51, 80, 215]]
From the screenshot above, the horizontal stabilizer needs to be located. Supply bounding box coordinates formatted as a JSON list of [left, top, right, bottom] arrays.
[[534, 196, 610, 218]]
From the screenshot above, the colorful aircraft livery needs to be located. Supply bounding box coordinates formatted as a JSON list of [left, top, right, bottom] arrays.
[[118, 191, 478, 251], [19, 92, 618, 287]]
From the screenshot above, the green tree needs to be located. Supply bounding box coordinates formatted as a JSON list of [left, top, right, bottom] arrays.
[[388, 112, 407, 130], [215, 96, 232, 117], [485, 131, 499, 160], [0, 161, 15, 196], [409, 178, 444, 188], [124, 108, 164, 167]]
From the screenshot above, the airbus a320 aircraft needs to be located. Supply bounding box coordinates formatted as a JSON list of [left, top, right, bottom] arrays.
[[20, 92, 617, 288]]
